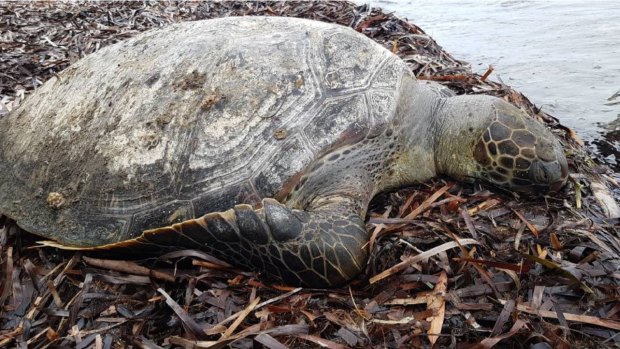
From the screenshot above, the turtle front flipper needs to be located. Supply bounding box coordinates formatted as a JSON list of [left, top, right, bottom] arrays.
[[133, 198, 368, 287]]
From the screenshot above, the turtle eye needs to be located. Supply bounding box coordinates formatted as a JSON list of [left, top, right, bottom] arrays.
[[531, 160, 549, 182]]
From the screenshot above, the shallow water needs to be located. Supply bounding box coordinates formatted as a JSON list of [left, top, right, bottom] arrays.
[[371, 0, 620, 168]]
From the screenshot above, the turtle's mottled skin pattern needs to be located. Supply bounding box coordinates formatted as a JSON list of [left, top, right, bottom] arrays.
[[0, 17, 568, 287]]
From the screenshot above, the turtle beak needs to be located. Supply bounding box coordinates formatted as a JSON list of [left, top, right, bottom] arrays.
[[529, 158, 568, 192], [550, 179, 565, 193]]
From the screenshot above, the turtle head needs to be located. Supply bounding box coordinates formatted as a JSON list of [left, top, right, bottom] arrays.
[[434, 96, 568, 194]]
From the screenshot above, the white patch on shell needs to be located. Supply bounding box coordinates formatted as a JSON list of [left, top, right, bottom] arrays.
[[102, 130, 171, 182]]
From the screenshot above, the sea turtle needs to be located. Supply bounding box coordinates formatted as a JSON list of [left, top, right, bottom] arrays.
[[0, 16, 568, 287]]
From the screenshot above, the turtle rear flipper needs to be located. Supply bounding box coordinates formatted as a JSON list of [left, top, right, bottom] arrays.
[[85, 198, 369, 288]]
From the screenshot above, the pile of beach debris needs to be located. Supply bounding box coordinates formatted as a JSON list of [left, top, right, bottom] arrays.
[[1, 2, 618, 348]]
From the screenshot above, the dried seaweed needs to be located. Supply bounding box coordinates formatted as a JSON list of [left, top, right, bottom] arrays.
[[1, 1, 619, 348]]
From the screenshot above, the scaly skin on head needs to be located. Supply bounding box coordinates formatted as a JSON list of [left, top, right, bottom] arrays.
[[432, 94, 568, 193]]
